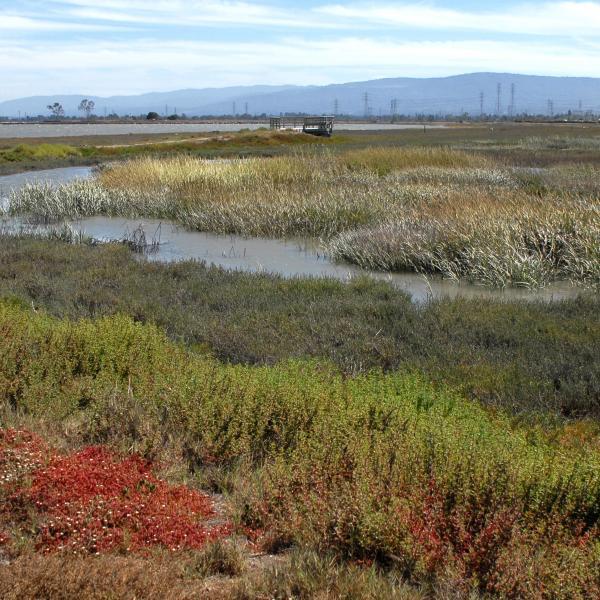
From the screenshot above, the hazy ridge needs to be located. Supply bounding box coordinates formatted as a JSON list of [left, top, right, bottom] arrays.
[[2, 73, 600, 117]]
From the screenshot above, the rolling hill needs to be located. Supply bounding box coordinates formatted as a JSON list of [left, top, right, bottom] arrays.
[[2, 73, 599, 118]]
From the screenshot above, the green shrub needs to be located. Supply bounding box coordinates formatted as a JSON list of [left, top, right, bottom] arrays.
[[1, 300, 600, 594]]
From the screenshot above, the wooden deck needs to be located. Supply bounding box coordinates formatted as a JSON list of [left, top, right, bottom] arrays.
[[270, 116, 334, 137]]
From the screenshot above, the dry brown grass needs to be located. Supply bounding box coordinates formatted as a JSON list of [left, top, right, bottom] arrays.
[[0, 553, 218, 600], [0, 550, 431, 600]]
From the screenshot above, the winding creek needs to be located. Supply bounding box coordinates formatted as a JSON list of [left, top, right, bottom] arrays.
[[0, 166, 587, 303]]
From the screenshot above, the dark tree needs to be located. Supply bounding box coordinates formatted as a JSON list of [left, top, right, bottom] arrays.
[[146, 111, 160, 120], [47, 102, 65, 118], [78, 99, 95, 119]]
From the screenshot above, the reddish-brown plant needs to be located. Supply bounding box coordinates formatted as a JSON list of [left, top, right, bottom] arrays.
[[0, 428, 231, 555]]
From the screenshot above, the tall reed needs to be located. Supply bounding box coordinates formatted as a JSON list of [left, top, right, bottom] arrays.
[[8, 149, 600, 287]]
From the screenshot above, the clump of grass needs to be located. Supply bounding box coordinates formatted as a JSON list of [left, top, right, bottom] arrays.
[[253, 549, 420, 600], [327, 200, 600, 288], [187, 540, 246, 578], [0, 221, 90, 245], [519, 136, 600, 151], [340, 146, 490, 175], [0, 144, 80, 164], [0, 551, 258, 600]]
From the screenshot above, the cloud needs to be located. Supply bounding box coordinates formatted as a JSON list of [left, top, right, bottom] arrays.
[[8, 0, 600, 34], [317, 2, 600, 35], [3, 1, 600, 100], [2, 36, 600, 100], [54, 0, 340, 29], [0, 13, 122, 31]]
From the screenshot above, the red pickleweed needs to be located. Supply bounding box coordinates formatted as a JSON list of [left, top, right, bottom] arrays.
[[1, 429, 231, 554]]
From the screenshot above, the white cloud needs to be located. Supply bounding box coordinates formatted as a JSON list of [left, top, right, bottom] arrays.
[[3, 1, 600, 100], [318, 1, 600, 36], [2, 36, 600, 100], [55, 0, 340, 29], [0, 13, 121, 31], [7, 0, 600, 34]]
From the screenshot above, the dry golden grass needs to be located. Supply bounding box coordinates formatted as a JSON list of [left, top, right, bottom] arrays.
[[7, 147, 600, 287], [340, 146, 490, 175], [0, 553, 215, 600]]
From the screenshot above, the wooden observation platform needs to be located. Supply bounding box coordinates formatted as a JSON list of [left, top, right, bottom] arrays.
[[270, 116, 334, 137]]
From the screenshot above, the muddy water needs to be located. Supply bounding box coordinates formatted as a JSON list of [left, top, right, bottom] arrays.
[[0, 167, 93, 206], [0, 123, 444, 139], [0, 167, 586, 303]]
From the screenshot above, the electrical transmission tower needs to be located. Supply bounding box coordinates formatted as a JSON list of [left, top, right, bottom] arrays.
[[479, 92, 484, 117], [548, 99, 554, 117], [496, 83, 502, 115], [232, 102, 236, 116], [390, 98, 398, 117], [333, 98, 339, 116], [509, 83, 516, 118], [363, 92, 370, 118], [245, 102, 248, 115]]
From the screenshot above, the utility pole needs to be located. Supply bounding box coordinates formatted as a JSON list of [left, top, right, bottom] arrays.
[[363, 92, 370, 118], [496, 83, 502, 116], [479, 92, 484, 117]]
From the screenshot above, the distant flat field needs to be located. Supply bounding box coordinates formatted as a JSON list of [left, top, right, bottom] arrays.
[[0, 122, 445, 139]]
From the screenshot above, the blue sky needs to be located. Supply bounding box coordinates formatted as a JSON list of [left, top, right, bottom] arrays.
[[2, 1, 600, 100]]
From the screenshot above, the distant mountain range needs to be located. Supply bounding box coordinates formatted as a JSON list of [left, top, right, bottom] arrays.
[[2, 73, 600, 118]]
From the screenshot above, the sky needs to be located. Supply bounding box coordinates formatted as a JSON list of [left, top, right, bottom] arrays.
[[2, 0, 600, 100]]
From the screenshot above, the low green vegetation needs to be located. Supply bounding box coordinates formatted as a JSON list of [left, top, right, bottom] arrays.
[[0, 130, 337, 174], [0, 143, 81, 163], [7, 147, 599, 288], [0, 238, 598, 419], [1, 299, 599, 597]]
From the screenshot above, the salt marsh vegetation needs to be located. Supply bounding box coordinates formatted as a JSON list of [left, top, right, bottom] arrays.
[[1, 130, 600, 599], [7, 147, 600, 288]]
